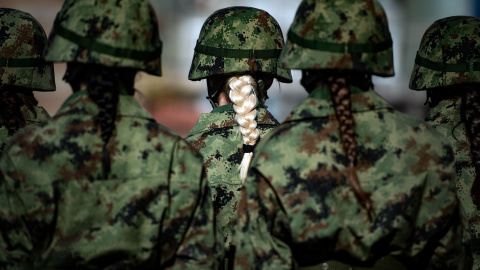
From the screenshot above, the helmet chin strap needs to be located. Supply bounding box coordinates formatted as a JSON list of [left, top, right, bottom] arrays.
[[300, 70, 321, 93], [253, 76, 268, 104], [206, 77, 226, 108], [425, 90, 432, 107], [206, 95, 219, 109]]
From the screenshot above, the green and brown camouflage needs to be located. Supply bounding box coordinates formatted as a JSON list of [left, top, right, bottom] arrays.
[[188, 6, 292, 83], [44, 0, 162, 76], [425, 98, 479, 269], [0, 8, 55, 91], [0, 91, 222, 269], [279, 0, 394, 77], [409, 16, 480, 90], [0, 104, 50, 153], [185, 103, 279, 247], [233, 86, 462, 269]]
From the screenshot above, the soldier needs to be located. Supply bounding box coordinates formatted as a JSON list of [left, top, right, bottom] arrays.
[[185, 6, 292, 252], [233, 0, 462, 269], [0, 8, 55, 153], [0, 0, 221, 269], [409, 16, 480, 270]]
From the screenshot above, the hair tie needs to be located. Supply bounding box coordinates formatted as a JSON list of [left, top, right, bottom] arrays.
[[243, 144, 254, 153]]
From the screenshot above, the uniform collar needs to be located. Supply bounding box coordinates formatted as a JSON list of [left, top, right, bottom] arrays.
[[285, 85, 392, 122], [426, 98, 461, 121], [210, 103, 267, 113], [211, 103, 234, 113], [426, 98, 471, 162], [56, 90, 154, 121], [307, 84, 365, 100], [187, 104, 278, 137], [425, 98, 464, 140]]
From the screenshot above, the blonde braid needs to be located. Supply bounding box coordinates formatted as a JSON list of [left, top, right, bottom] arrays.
[[227, 75, 260, 183]]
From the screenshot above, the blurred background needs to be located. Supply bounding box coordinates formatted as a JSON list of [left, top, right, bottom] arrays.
[[2, 0, 477, 137]]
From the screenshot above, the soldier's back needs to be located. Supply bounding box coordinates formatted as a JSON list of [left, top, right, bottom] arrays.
[[238, 88, 459, 268], [0, 91, 216, 269]]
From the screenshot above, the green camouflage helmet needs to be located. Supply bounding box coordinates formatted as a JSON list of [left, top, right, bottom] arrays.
[[44, 0, 162, 76], [279, 0, 394, 77], [188, 6, 292, 83], [409, 16, 480, 90], [0, 8, 55, 91]]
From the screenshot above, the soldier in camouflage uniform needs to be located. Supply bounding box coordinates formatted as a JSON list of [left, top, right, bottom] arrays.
[[0, 8, 55, 153], [0, 0, 222, 269], [233, 0, 462, 269], [185, 6, 292, 252], [409, 16, 480, 270]]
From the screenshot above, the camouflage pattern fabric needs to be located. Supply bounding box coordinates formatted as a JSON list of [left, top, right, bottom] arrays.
[[44, 0, 162, 76], [186, 103, 279, 247], [233, 86, 462, 269], [0, 8, 55, 91], [425, 98, 479, 269], [188, 6, 292, 83], [0, 91, 222, 269], [0, 104, 50, 153], [279, 0, 394, 77], [410, 16, 480, 90]]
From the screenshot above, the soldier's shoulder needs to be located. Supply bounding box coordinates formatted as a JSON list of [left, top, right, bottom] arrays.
[[384, 109, 447, 140], [9, 116, 54, 141], [139, 120, 203, 158], [250, 121, 305, 164], [398, 111, 451, 142], [386, 110, 455, 166], [34, 106, 52, 120]]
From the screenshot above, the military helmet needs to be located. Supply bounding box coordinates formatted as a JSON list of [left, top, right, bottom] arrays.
[[188, 6, 292, 83], [44, 0, 162, 76], [279, 0, 394, 77], [0, 8, 55, 91], [409, 16, 480, 90]]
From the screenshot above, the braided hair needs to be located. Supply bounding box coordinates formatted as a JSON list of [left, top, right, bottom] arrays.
[[461, 86, 480, 208], [227, 75, 260, 183], [427, 84, 480, 209], [207, 74, 272, 183], [303, 70, 374, 219], [0, 87, 38, 136], [64, 63, 136, 179]]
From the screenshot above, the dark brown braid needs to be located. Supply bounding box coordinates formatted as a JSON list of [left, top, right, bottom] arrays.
[[461, 85, 480, 208], [428, 84, 480, 209], [64, 63, 136, 179], [0, 88, 38, 136], [326, 75, 374, 219]]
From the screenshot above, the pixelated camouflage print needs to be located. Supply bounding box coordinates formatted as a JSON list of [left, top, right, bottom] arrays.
[[0, 104, 50, 154], [426, 98, 479, 269], [279, 0, 394, 77], [0, 90, 222, 269], [44, 0, 162, 76], [0, 8, 55, 91], [233, 86, 462, 269], [186, 103, 279, 247], [189, 6, 292, 83], [410, 16, 480, 90]]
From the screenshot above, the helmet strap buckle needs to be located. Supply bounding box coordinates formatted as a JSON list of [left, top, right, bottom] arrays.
[[206, 96, 219, 109]]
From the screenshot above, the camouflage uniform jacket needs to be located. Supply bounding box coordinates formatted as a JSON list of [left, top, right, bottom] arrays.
[[0, 105, 50, 153], [0, 90, 222, 269], [425, 98, 479, 269], [233, 86, 461, 269], [185, 103, 279, 246]]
